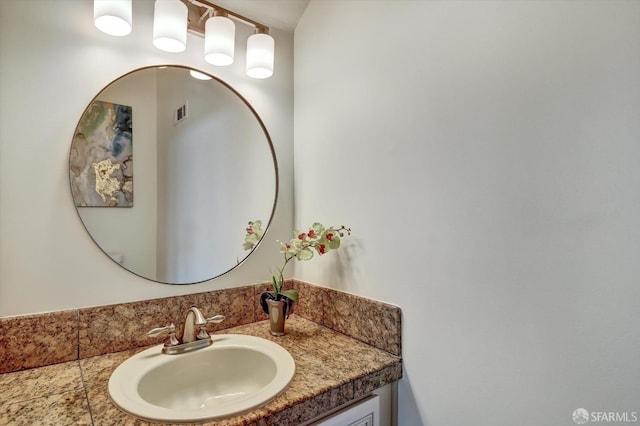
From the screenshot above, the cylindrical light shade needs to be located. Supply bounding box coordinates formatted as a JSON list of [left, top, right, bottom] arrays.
[[153, 0, 188, 53], [94, 0, 132, 36], [205, 15, 235, 66], [246, 32, 274, 79]]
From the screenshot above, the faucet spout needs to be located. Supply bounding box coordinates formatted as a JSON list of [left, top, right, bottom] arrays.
[[182, 307, 206, 343]]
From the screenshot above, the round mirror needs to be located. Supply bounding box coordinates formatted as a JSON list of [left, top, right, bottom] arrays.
[[69, 66, 278, 284]]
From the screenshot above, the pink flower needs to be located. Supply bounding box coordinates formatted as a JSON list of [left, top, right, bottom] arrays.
[[308, 229, 316, 238], [318, 244, 326, 255], [326, 232, 334, 241], [298, 233, 306, 240]]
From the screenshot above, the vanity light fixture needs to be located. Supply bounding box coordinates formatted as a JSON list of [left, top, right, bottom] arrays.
[[246, 28, 275, 79], [94, 0, 132, 36], [153, 0, 188, 53], [204, 11, 235, 66], [186, 0, 274, 78], [92, 0, 274, 78]]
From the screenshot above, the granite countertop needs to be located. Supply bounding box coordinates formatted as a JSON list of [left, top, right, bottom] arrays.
[[0, 315, 402, 425]]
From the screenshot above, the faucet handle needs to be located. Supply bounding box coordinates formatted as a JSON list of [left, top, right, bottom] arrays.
[[147, 323, 174, 337], [205, 315, 225, 324], [195, 315, 225, 340], [147, 323, 179, 346]]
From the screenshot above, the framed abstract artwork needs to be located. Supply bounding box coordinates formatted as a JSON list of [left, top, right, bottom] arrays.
[[70, 100, 133, 207]]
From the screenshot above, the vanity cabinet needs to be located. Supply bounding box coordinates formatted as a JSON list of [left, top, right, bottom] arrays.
[[311, 395, 379, 426], [304, 383, 395, 426]]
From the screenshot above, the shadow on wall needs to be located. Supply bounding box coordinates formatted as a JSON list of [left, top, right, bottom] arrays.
[[399, 370, 425, 425], [332, 237, 362, 291]]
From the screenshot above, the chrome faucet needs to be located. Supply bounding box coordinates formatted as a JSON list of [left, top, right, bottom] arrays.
[[182, 307, 207, 343], [147, 307, 225, 355]]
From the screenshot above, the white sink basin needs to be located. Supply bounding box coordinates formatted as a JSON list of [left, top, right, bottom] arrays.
[[108, 334, 295, 423]]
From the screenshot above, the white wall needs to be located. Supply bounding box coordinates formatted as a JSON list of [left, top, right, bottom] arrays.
[[294, 1, 640, 425], [0, 0, 294, 316]]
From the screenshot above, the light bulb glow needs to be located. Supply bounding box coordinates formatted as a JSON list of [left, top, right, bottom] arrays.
[[189, 70, 212, 80], [153, 0, 188, 53], [94, 0, 132, 36], [246, 33, 274, 79], [205, 16, 235, 66]]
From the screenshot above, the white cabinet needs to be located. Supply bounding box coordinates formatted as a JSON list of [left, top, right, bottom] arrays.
[[311, 395, 380, 426], [302, 382, 396, 426]]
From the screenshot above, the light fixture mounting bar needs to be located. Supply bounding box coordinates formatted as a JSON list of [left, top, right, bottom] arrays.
[[181, 0, 269, 36]]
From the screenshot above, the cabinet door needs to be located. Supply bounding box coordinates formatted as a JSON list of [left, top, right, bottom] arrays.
[[313, 395, 380, 426], [348, 413, 374, 426]]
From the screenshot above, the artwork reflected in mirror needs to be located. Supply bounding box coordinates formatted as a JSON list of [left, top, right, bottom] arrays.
[[69, 66, 278, 285], [71, 101, 133, 207]]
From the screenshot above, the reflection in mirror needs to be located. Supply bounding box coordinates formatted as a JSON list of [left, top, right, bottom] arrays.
[[69, 66, 278, 284]]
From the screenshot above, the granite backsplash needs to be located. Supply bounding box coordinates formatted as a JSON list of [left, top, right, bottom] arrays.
[[0, 280, 401, 374]]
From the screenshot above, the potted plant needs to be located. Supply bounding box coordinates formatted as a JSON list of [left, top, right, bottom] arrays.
[[243, 220, 351, 335]]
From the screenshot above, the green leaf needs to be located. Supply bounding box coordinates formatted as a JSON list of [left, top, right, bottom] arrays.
[[272, 276, 281, 293], [280, 289, 299, 302]]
